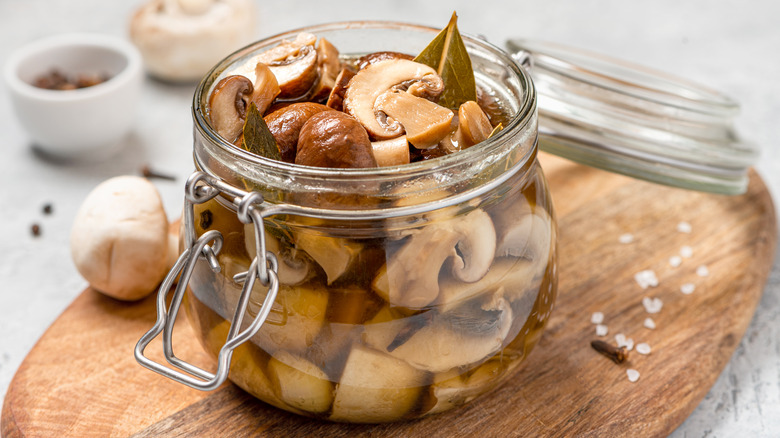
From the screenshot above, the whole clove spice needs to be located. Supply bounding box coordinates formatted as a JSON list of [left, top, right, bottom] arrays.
[[31, 223, 41, 237], [591, 339, 628, 364], [42, 203, 53, 215], [141, 165, 177, 181]]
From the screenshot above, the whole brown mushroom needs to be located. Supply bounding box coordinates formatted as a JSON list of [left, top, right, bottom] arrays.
[[295, 112, 377, 168], [264, 102, 334, 162]]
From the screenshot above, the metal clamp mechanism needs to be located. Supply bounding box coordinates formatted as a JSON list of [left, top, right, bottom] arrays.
[[134, 171, 280, 391]]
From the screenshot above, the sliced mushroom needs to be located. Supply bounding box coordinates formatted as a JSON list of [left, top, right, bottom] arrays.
[[330, 345, 424, 422], [250, 284, 329, 354], [371, 135, 410, 167], [363, 294, 513, 373], [250, 63, 281, 115], [255, 32, 318, 99], [309, 37, 342, 102], [343, 59, 444, 140], [377, 208, 496, 309], [325, 67, 356, 111], [264, 102, 333, 162], [208, 75, 253, 142], [244, 224, 312, 285], [356, 51, 413, 70], [375, 90, 454, 149], [456, 100, 493, 148], [267, 351, 333, 413], [427, 360, 506, 415], [496, 209, 554, 264], [295, 111, 377, 168], [294, 229, 362, 285]]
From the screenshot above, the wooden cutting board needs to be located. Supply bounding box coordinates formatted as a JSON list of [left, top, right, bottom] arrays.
[[2, 154, 777, 437]]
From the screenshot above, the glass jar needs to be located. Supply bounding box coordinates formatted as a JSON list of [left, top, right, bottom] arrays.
[[137, 22, 556, 423]]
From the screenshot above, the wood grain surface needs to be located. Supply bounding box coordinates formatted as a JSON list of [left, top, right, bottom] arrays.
[[2, 154, 777, 437]]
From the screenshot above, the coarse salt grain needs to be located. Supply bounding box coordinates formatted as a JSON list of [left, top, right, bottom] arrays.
[[677, 221, 692, 233], [680, 283, 696, 295], [636, 343, 652, 355], [669, 255, 682, 267], [619, 233, 635, 244], [596, 324, 608, 336], [642, 297, 663, 314], [634, 270, 659, 289], [697, 265, 710, 277], [627, 369, 640, 382], [591, 312, 604, 324], [644, 317, 656, 330], [680, 246, 693, 258], [614, 333, 635, 350]]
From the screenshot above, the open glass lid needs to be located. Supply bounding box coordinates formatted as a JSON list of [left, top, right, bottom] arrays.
[[506, 39, 758, 195]]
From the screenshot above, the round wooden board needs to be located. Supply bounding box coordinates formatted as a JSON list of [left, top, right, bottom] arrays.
[[3, 154, 777, 437]]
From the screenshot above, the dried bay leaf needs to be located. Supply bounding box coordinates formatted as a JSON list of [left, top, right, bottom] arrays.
[[242, 102, 281, 160], [414, 12, 477, 110]]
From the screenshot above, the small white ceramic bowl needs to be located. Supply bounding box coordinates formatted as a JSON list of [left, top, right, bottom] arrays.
[[4, 33, 143, 159]]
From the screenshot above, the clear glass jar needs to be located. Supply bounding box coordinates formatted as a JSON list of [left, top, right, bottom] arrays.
[[177, 22, 555, 423]]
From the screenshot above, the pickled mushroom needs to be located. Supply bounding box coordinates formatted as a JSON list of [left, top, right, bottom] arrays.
[[377, 208, 496, 309], [330, 345, 424, 423], [371, 135, 411, 167], [267, 351, 334, 413], [254, 32, 319, 99], [363, 295, 513, 373], [375, 90, 454, 149], [250, 284, 329, 353], [343, 59, 444, 139], [208, 75, 253, 142], [244, 224, 312, 286]]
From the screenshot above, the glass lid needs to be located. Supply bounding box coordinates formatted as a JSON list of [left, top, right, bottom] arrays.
[[506, 39, 758, 195]]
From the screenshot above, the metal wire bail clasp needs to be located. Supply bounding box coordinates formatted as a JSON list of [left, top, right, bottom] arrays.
[[134, 171, 280, 391]]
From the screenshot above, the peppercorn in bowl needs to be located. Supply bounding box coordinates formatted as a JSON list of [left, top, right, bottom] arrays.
[[4, 33, 143, 159]]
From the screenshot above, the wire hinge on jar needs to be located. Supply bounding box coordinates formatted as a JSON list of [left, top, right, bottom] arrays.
[[134, 171, 281, 391]]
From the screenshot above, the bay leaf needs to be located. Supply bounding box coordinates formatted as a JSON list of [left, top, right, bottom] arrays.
[[487, 123, 503, 139], [242, 102, 281, 160], [413, 12, 477, 110]]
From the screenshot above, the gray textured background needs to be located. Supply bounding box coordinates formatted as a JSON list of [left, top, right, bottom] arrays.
[[1, 1, 778, 436]]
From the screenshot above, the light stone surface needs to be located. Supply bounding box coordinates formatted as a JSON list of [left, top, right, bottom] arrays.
[[1, 1, 779, 436]]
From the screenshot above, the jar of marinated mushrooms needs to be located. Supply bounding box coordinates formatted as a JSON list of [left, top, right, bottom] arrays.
[[136, 21, 555, 423]]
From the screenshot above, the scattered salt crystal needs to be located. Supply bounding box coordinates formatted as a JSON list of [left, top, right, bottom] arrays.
[[644, 317, 656, 330], [596, 324, 608, 336], [696, 265, 710, 277], [627, 369, 640, 382], [680, 246, 693, 258], [669, 255, 682, 267], [591, 312, 604, 324], [642, 297, 663, 314], [677, 221, 692, 233], [614, 333, 635, 351], [636, 343, 652, 355], [634, 270, 659, 289], [619, 233, 635, 244], [680, 283, 696, 295]]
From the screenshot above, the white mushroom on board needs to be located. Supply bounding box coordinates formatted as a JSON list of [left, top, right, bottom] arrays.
[[70, 176, 169, 301], [374, 208, 496, 309], [129, 0, 255, 82], [343, 59, 444, 140]]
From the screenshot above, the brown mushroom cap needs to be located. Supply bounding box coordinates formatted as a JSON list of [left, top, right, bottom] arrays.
[[250, 63, 281, 115], [343, 59, 444, 140], [264, 102, 334, 163], [208, 75, 253, 142], [295, 111, 377, 168], [356, 51, 413, 70], [325, 67, 356, 111]]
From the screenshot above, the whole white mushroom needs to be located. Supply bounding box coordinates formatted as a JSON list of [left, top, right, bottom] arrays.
[[70, 176, 169, 301], [129, 0, 256, 82]]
